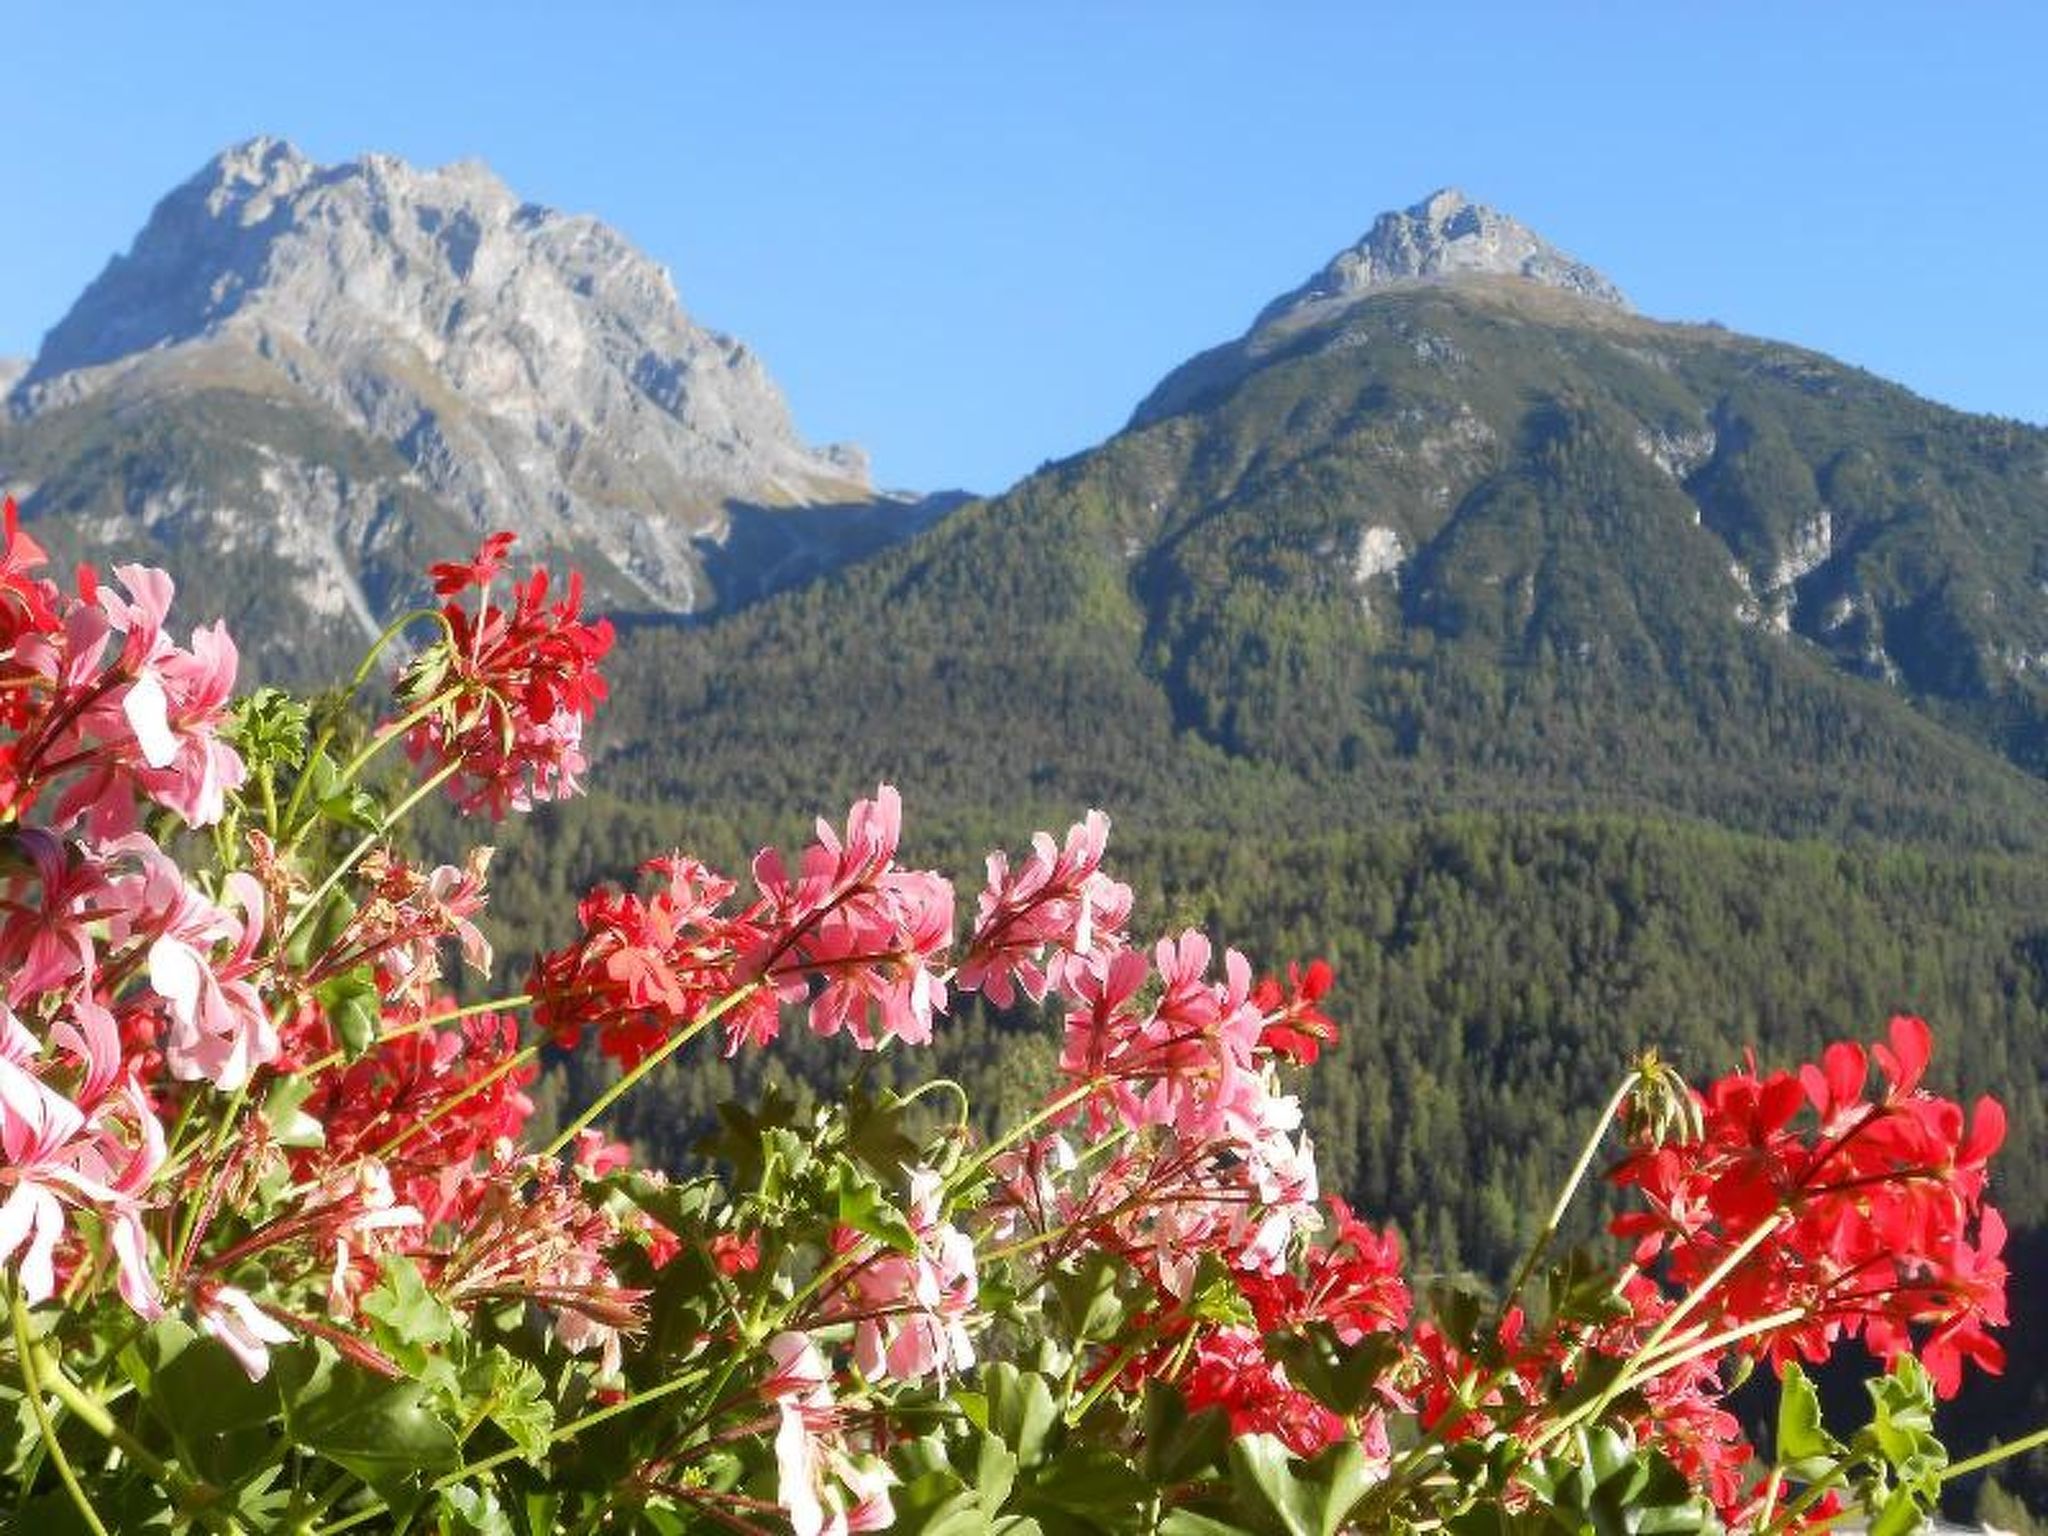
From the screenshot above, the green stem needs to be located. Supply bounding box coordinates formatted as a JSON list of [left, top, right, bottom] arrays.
[[1942, 1419, 2048, 1483], [1525, 1303, 1805, 1461], [1066, 1341, 1142, 1425], [1633, 1210, 1787, 1366], [942, 1077, 1097, 1200], [329, 690, 455, 797], [365, 1042, 543, 1163], [282, 758, 462, 949], [297, 994, 531, 1080], [1756, 1465, 1846, 1534], [280, 606, 452, 831], [11, 1286, 110, 1536], [313, 1365, 716, 1535], [10, 1287, 239, 1533], [1501, 1072, 1637, 1308], [893, 1076, 972, 1130], [539, 983, 760, 1160]]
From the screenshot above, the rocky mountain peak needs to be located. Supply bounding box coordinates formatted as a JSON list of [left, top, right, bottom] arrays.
[[1252, 188, 1630, 331], [12, 139, 879, 614], [1130, 190, 1632, 430]]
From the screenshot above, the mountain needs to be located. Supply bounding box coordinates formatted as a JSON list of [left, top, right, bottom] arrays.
[[516, 189, 2048, 1345], [1, 139, 948, 677], [1138, 187, 1629, 425], [598, 190, 2048, 852]]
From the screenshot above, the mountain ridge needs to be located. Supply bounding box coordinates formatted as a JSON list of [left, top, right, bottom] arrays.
[[599, 266, 2048, 857], [2, 138, 944, 667]]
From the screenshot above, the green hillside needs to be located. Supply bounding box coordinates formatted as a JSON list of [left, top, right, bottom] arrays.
[[466, 279, 2048, 1274], [596, 281, 2048, 852]]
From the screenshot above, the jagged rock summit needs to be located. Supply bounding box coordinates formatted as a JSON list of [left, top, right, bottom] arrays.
[[1133, 188, 1629, 427], [1253, 187, 1630, 331], [11, 137, 882, 615]]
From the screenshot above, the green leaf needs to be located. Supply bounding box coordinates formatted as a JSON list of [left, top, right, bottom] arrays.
[[462, 1349, 554, 1466], [1023, 1445, 1148, 1530], [1184, 1251, 1254, 1327], [315, 967, 382, 1060], [441, 1482, 515, 1536], [135, 1319, 281, 1441], [843, 1086, 923, 1176], [973, 1432, 1020, 1517], [1427, 1280, 1488, 1358], [1140, 1379, 1231, 1484], [1048, 1251, 1128, 1343], [281, 1355, 460, 1474], [1269, 1325, 1400, 1417], [1160, 1515, 1257, 1536], [301, 747, 384, 833], [983, 1363, 1060, 1469], [829, 1160, 918, 1255], [261, 1073, 326, 1148], [1869, 1486, 1930, 1536], [1775, 1362, 1841, 1470], [590, 1170, 723, 1236], [362, 1256, 456, 1356], [1229, 1435, 1321, 1536], [225, 688, 310, 773], [286, 884, 357, 971]]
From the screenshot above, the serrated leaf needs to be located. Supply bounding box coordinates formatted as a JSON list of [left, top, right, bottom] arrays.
[[362, 1255, 456, 1356], [590, 1170, 723, 1235], [488, 1366, 553, 1466], [442, 1482, 515, 1535], [1048, 1251, 1128, 1342], [1141, 1379, 1230, 1484], [843, 1086, 923, 1175], [984, 1363, 1060, 1469], [1776, 1363, 1839, 1464], [1869, 1486, 1929, 1536], [316, 967, 382, 1059], [830, 1161, 918, 1254]]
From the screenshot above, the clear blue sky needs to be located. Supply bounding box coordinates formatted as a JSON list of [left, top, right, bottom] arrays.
[[6, 5, 2044, 493]]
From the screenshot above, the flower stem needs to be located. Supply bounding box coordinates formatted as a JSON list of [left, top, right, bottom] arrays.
[[943, 1077, 1097, 1199], [281, 607, 453, 831], [365, 1042, 543, 1163], [281, 757, 462, 949], [11, 1285, 111, 1536], [296, 993, 531, 1079], [538, 983, 760, 1160], [1942, 1419, 2048, 1483], [10, 1285, 240, 1533], [1501, 1071, 1637, 1307]]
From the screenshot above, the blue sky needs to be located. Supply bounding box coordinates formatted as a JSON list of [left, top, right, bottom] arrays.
[[5, 5, 2044, 493]]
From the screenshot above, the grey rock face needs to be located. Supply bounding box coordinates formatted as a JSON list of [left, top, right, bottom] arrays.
[[1255, 188, 1630, 331], [15, 137, 873, 611], [1133, 189, 1628, 429], [0, 358, 26, 401]]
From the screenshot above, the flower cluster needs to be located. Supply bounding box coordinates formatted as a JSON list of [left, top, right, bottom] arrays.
[[396, 531, 614, 818], [0, 499, 254, 1318], [0, 507, 2025, 1536], [1611, 1014, 2008, 1396]]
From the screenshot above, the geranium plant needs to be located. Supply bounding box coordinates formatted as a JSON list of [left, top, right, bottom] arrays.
[[0, 499, 2036, 1534]]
